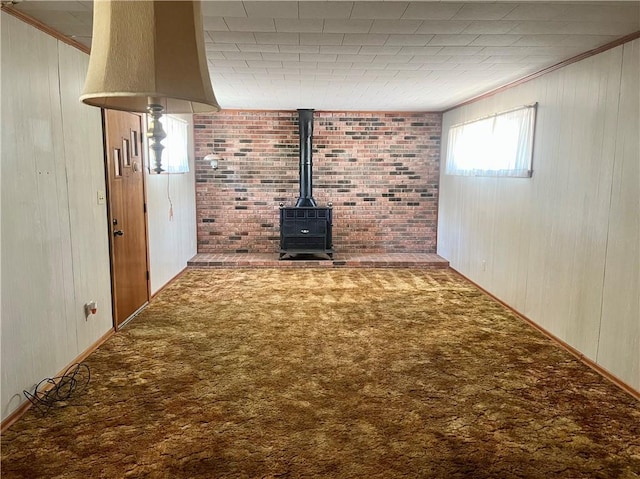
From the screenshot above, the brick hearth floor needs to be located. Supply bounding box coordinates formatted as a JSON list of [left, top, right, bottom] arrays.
[[188, 253, 449, 269]]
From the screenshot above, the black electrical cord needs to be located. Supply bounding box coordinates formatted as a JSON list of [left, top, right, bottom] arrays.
[[23, 363, 90, 415]]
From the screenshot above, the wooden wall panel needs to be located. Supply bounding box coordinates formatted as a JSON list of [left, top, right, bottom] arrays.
[[598, 39, 640, 389], [57, 41, 114, 351], [1, 13, 113, 421], [1, 14, 74, 418], [438, 40, 639, 391], [146, 114, 197, 295]]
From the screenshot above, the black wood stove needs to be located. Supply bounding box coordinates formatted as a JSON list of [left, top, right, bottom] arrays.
[[279, 109, 334, 260]]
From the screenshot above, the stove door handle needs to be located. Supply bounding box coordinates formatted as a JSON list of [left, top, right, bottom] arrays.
[[300, 229, 310, 234]]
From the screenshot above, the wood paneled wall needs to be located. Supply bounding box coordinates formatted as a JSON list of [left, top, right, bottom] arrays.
[[1, 14, 113, 421], [146, 114, 197, 295], [438, 39, 639, 391]]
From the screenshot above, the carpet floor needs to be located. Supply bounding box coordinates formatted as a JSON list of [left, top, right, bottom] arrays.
[[1, 268, 639, 479]]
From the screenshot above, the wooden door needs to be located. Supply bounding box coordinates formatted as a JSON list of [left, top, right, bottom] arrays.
[[104, 110, 150, 328]]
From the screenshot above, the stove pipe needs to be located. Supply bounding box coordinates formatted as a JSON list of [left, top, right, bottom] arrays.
[[295, 109, 317, 207]]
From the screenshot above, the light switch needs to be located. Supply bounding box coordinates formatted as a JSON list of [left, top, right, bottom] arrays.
[[97, 190, 106, 205]]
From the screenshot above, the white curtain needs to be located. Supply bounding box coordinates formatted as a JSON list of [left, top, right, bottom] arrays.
[[446, 104, 536, 177]]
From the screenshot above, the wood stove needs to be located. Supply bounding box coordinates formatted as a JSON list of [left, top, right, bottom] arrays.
[[279, 207, 333, 259], [279, 109, 334, 260]]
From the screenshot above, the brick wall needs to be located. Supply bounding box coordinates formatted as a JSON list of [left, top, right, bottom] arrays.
[[193, 110, 441, 254]]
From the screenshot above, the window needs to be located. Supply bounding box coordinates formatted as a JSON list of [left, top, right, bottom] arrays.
[[148, 115, 189, 174], [445, 104, 537, 178]]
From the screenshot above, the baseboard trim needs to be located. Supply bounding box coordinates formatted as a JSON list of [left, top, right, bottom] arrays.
[[150, 267, 188, 300], [1, 328, 116, 433], [450, 267, 640, 402]]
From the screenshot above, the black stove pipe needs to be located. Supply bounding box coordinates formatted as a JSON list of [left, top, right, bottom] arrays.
[[295, 109, 317, 207]]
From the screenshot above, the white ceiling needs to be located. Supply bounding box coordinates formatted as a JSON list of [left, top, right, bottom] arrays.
[[9, 0, 640, 111]]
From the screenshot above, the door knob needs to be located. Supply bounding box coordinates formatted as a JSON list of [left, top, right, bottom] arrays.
[[114, 230, 124, 236]]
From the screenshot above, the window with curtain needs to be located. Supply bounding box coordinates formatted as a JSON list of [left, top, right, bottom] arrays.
[[445, 104, 537, 178], [148, 115, 189, 174]]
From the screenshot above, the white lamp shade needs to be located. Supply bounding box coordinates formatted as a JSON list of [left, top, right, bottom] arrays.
[[81, 0, 220, 113]]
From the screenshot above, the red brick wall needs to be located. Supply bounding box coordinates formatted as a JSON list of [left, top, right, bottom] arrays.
[[193, 110, 441, 254]]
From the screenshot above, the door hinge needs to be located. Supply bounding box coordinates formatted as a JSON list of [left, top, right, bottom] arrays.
[[146, 271, 150, 281], [143, 203, 147, 213]]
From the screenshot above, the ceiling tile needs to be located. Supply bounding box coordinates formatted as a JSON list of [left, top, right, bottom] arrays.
[[483, 55, 528, 64], [320, 45, 362, 54], [508, 21, 570, 35], [267, 68, 299, 75], [453, 3, 518, 21], [372, 54, 414, 64], [203, 17, 229, 31], [206, 51, 226, 61], [282, 61, 318, 69], [350, 63, 386, 70], [300, 33, 344, 45], [262, 53, 301, 62], [439, 46, 484, 56], [369, 20, 422, 34], [279, 45, 321, 53], [388, 64, 421, 71], [282, 62, 318, 70], [337, 54, 376, 63], [225, 18, 276, 32], [479, 46, 573, 57], [11, 0, 640, 112], [402, 3, 464, 20], [201, 2, 247, 18], [418, 63, 458, 71], [409, 55, 452, 64], [343, 34, 389, 46], [205, 42, 240, 52], [445, 55, 488, 64], [470, 35, 521, 47], [359, 46, 403, 55], [238, 44, 280, 53], [300, 53, 339, 62], [523, 55, 561, 65], [299, 2, 353, 20], [461, 21, 520, 34], [247, 61, 284, 69], [386, 34, 434, 46], [512, 35, 569, 47], [399, 46, 443, 55], [350, 2, 409, 20], [558, 35, 619, 48], [506, 3, 640, 23], [209, 32, 257, 44], [223, 51, 263, 61], [316, 62, 354, 70], [275, 19, 324, 33], [561, 22, 640, 36], [68, 11, 93, 24], [428, 34, 479, 46], [215, 60, 250, 68], [254, 32, 300, 45], [323, 20, 373, 34], [244, 2, 298, 18], [415, 21, 471, 34]]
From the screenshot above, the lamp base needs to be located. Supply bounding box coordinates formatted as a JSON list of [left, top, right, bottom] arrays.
[[146, 104, 166, 174]]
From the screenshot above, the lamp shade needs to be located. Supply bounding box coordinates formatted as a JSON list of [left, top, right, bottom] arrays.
[[81, 0, 220, 113]]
